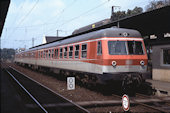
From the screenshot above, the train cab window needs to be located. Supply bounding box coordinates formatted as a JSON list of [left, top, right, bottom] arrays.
[[55, 49, 59, 59], [60, 48, 63, 58], [128, 41, 144, 55], [75, 45, 79, 58], [69, 46, 73, 58], [108, 41, 127, 55], [64, 47, 67, 58], [97, 41, 102, 55], [81, 44, 87, 58]]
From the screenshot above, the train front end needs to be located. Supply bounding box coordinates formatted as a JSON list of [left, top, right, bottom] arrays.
[[100, 29, 148, 93]]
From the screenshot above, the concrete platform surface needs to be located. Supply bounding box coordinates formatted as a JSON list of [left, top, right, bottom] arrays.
[[146, 79, 170, 96]]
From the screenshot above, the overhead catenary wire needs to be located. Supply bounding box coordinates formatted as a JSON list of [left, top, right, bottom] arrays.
[[44, 0, 112, 35], [4, 0, 77, 30], [4, 0, 112, 49], [8, 0, 39, 39], [24, 0, 78, 44], [4, 0, 77, 48], [6, 0, 109, 37], [8, 0, 27, 29]]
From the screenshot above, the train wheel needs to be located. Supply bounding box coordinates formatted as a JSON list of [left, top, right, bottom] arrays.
[[122, 74, 136, 96]]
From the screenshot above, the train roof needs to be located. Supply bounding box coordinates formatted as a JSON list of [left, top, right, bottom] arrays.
[[72, 19, 111, 35], [23, 27, 142, 52]]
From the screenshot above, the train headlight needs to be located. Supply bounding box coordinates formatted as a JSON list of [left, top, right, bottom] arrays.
[[112, 61, 117, 67], [140, 60, 145, 66]]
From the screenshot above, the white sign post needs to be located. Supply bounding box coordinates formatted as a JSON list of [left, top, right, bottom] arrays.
[[67, 77, 75, 90], [122, 94, 130, 112]]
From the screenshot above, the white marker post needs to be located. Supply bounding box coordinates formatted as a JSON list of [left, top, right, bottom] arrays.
[[67, 77, 75, 90], [122, 94, 130, 112]]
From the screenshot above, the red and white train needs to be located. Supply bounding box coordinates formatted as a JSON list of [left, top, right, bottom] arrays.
[[15, 27, 148, 91]]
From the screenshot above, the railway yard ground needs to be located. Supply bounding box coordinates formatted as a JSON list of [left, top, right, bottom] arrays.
[[1, 62, 170, 113], [146, 79, 170, 96]]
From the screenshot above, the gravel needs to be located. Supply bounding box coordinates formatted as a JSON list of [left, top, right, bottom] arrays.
[[8, 63, 159, 112]]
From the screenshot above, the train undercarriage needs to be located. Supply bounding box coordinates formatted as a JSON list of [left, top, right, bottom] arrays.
[[15, 62, 152, 95]]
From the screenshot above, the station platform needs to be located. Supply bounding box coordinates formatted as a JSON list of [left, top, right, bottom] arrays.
[[146, 79, 170, 96]]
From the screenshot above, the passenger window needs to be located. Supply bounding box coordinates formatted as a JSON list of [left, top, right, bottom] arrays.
[[55, 49, 59, 59], [52, 49, 54, 58], [60, 48, 63, 58], [81, 44, 87, 58], [43, 50, 45, 58], [46, 50, 48, 58], [49, 49, 51, 58], [41, 51, 43, 58], [97, 41, 102, 55], [38, 51, 40, 58], [64, 47, 67, 58], [69, 46, 73, 58], [75, 45, 79, 58]]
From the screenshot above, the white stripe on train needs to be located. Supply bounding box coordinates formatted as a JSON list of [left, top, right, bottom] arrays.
[[15, 58, 147, 74]]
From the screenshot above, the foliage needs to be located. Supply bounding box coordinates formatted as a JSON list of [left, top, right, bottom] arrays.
[[111, 0, 170, 21], [146, 0, 170, 11], [0, 48, 15, 60], [111, 6, 143, 21]]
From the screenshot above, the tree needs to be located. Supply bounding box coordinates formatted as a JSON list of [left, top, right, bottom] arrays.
[[146, 0, 170, 11], [111, 7, 143, 21], [0, 48, 15, 61]]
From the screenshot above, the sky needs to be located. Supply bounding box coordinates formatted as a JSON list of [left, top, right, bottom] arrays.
[[1, 0, 152, 49]]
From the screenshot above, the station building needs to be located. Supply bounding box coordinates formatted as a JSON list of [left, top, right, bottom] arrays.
[[151, 35, 170, 82]]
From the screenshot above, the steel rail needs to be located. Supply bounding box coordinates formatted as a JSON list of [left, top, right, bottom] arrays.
[[9, 65, 90, 113], [5, 69, 48, 113], [136, 93, 170, 111], [112, 93, 170, 112]]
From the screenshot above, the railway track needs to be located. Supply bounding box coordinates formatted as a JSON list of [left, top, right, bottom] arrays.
[[3, 63, 170, 112], [134, 93, 170, 112], [4, 65, 89, 113], [79, 93, 170, 112]]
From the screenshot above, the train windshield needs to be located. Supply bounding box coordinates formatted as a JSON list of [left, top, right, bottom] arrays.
[[108, 41, 144, 55], [127, 41, 144, 55], [108, 41, 127, 55]]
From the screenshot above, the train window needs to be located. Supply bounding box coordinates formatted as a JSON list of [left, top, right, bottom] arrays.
[[64, 47, 67, 58], [31, 52, 33, 58], [41, 51, 43, 58], [46, 50, 48, 58], [97, 41, 102, 55], [57, 49, 59, 58], [81, 44, 87, 58], [108, 41, 127, 55], [69, 46, 73, 58], [54, 49, 59, 59], [33, 52, 35, 58], [43, 50, 45, 58], [75, 45, 79, 58], [128, 41, 144, 55], [60, 48, 63, 58], [52, 49, 54, 58], [49, 50, 51, 58]]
